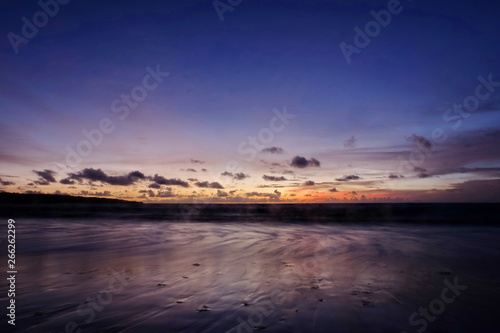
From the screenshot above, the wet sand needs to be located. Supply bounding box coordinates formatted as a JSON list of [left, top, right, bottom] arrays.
[[2, 220, 500, 332]]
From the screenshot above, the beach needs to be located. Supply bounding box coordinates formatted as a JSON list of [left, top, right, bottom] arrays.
[[2, 219, 499, 332]]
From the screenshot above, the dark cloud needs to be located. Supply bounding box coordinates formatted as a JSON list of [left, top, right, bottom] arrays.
[[190, 159, 205, 164], [261, 147, 284, 154], [217, 190, 228, 197], [221, 171, 250, 180], [303, 180, 315, 186], [66, 168, 146, 186], [414, 167, 427, 172], [245, 191, 281, 201], [148, 183, 161, 189], [151, 174, 189, 187], [140, 189, 175, 197], [33, 169, 56, 185], [53, 190, 69, 195], [156, 189, 176, 197], [59, 178, 75, 185], [33, 169, 57, 183], [344, 136, 357, 148], [138, 189, 153, 196], [0, 177, 15, 186], [195, 181, 224, 189], [79, 190, 111, 197], [408, 134, 432, 150], [335, 175, 361, 181], [418, 173, 431, 178], [401, 179, 500, 203], [388, 174, 404, 179], [201, 168, 207, 172], [262, 175, 287, 181], [329, 188, 338, 192], [185, 168, 197, 172], [290, 156, 320, 168]]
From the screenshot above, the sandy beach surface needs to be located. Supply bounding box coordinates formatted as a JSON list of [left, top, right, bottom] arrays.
[[2, 219, 499, 332]]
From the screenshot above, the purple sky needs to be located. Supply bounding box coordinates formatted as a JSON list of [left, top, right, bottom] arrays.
[[1, 0, 500, 202]]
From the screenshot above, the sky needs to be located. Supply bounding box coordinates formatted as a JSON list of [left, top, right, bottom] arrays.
[[1, 0, 500, 203]]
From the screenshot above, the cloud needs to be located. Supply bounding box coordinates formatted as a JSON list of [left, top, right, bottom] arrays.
[[335, 175, 361, 181], [184, 168, 197, 172], [344, 136, 357, 148], [59, 178, 75, 185], [261, 147, 284, 154], [0, 177, 15, 186], [190, 159, 205, 164], [151, 174, 189, 187], [329, 188, 338, 192], [303, 180, 315, 186], [66, 168, 146, 186], [24, 190, 43, 195], [245, 191, 281, 201], [140, 188, 176, 197], [148, 183, 161, 189], [217, 190, 228, 197], [79, 190, 112, 197], [408, 134, 432, 150], [290, 156, 320, 168], [139, 189, 155, 197], [156, 189, 176, 197], [388, 174, 404, 179], [221, 171, 250, 180], [262, 175, 287, 181], [195, 181, 224, 189], [33, 169, 57, 183]]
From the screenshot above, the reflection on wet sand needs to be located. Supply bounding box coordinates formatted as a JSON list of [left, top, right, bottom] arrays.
[[4, 220, 500, 332]]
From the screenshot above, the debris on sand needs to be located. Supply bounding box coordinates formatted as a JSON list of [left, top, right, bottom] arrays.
[[361, 299, 374, 306], [196, 305, 211, 312]]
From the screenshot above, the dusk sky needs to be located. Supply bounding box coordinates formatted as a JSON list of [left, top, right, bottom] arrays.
[[1, 0, 500, 203]]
